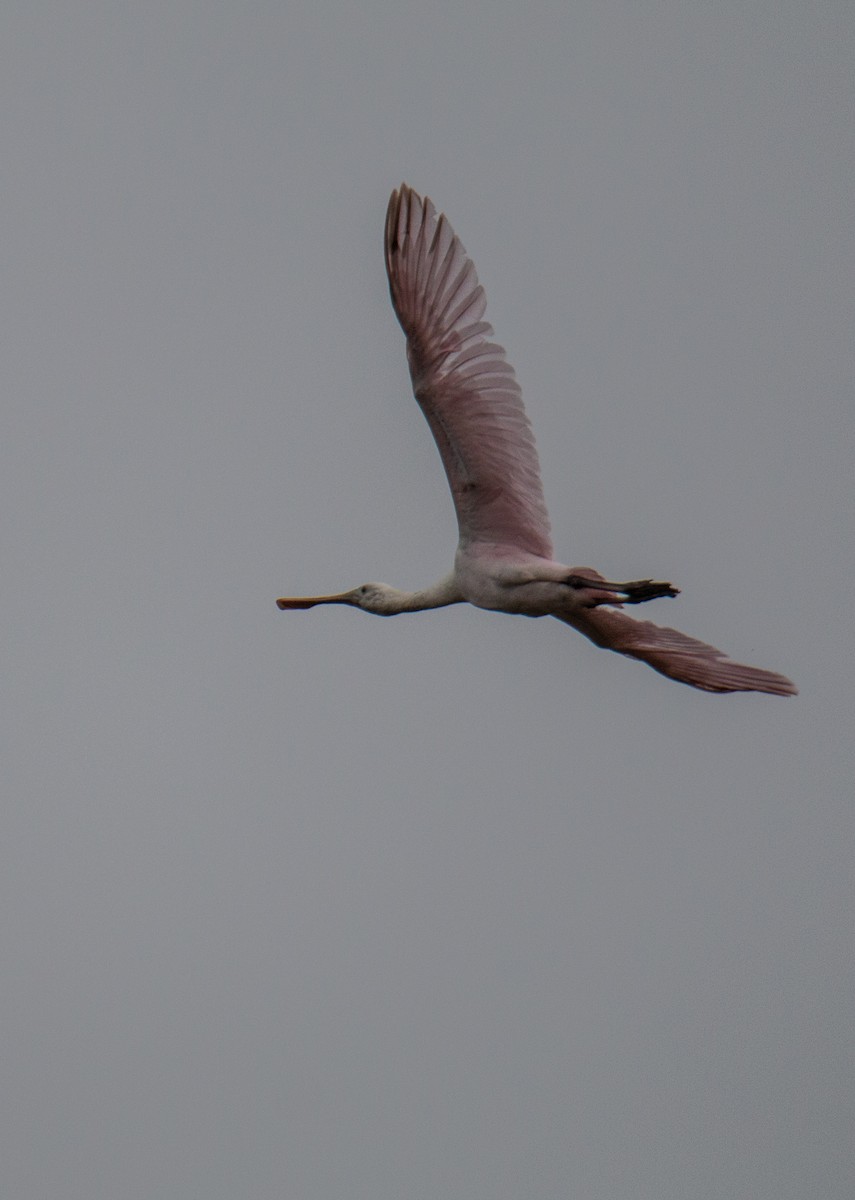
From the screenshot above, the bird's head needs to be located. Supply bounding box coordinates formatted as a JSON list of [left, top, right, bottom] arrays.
[[276, 582, 404, 616]]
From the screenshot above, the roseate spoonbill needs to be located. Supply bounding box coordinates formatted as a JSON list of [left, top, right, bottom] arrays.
[[277, 185, 796, 696]]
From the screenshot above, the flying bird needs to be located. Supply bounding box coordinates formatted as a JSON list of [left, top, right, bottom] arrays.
[[277, 185, 796, 696]]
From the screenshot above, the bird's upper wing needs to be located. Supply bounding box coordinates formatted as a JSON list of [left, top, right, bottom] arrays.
[[385, 185, 553, 558], [560, 606, 797, 695]]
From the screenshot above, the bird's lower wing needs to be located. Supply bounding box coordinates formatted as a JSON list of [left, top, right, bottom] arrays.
[[558, 606, 797, 695]]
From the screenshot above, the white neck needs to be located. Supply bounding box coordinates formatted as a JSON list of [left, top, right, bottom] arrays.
[[374, 574, 464, 614]]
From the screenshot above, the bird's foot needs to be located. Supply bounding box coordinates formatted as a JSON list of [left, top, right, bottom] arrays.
[[616, 578, 680, 604], [564, 573, 679, 606]]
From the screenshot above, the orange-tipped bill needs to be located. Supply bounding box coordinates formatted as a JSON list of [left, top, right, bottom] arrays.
[[276, 591, 355, 610]]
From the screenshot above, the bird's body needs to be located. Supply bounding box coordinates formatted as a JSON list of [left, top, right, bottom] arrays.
[[277, 185, 796, 696]]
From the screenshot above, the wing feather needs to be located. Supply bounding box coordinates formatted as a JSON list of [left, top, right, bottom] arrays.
[[385, 185, 553, 557], [560, 606, 797, 695]]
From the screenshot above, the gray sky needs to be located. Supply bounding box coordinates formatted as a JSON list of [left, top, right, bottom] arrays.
[[2, 3, 853, 1197]]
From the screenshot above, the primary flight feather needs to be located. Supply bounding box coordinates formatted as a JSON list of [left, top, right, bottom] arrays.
[[277, 184, 796, 697]]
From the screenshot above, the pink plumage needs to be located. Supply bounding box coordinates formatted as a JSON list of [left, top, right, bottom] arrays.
[[277, 185, 796, 697], [385, 186, 552, 559]]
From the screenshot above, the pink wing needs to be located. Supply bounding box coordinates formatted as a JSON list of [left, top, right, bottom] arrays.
[[560, 606, 797, 695], [385, 185, 553, 558]]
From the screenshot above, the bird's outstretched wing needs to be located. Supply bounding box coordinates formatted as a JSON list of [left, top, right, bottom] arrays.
[[385, 184, 553, 559], [559, 606, 797, 695]]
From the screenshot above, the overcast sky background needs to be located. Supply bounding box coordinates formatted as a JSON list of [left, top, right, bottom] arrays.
[[2, 3, 853, 1198]]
